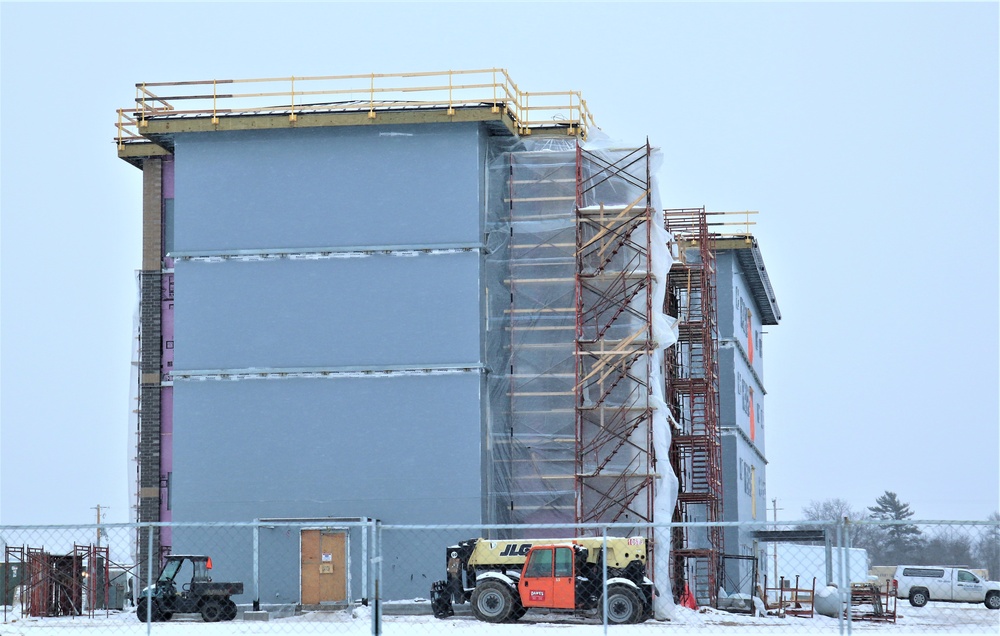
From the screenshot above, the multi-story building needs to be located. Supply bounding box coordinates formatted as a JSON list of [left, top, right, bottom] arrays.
[[717, 237, 781, 588], [116, 69, 779, 609]]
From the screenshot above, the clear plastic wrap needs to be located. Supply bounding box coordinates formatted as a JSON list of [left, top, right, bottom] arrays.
[[485, 134, 678, 554]]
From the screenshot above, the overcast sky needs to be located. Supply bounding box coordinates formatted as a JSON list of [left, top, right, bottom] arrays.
[[1, 1, 997, 526]]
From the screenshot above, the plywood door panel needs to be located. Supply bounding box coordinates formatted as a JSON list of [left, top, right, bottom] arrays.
[[301, 530, 347, 604]]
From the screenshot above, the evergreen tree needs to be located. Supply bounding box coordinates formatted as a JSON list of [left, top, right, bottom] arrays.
[[868, 491, 923, 564]]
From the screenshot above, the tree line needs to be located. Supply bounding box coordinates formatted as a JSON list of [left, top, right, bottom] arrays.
[[798, 491, 1000, 576]]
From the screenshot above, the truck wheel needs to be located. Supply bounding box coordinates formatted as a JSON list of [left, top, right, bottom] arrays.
[[985, 591, 1000, 610], [136, 598, 163, 622], [510, 602, 528, 621], [602, 585, 642, 624], [909, 589, 929, 608], [201, 599, 224, 622], [471, 581, 515, 623], [223, 599, 238, 621]]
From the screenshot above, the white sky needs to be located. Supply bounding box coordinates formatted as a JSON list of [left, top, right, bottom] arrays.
[[1, 1, 997, 525]]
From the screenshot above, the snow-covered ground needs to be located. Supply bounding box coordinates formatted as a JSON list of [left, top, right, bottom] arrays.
[[2, 602, 998, 635]]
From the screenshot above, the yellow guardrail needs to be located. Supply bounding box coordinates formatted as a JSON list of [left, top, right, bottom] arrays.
[[664, 209, 758, 242], [116, 68, 594, 149], [709, 210, 758, 241]]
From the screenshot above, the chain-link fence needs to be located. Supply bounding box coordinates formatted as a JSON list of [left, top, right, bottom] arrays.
[[2, 520, 998, 634]]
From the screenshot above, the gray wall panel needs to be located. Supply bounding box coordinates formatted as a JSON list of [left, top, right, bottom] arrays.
[[171, 374, 482, 524], [173, 253, 480, 370], [172, 124, 483, 252]]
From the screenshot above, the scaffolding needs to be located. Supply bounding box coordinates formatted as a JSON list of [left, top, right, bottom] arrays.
[[665, 207, 723, 607], [3, 544, 110, 618], [575, 144, 656, 530], [490, 140, 663, 539]]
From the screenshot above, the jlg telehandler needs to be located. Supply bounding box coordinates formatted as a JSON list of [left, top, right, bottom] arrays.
[[431, 536, 654, 624]]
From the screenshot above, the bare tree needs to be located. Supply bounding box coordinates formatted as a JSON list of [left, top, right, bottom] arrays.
[[976, 511, 1000, 579], [799, 498, 883, 556], [802, 498, 860, 522]]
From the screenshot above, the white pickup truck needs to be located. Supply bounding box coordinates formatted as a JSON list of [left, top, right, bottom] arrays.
[[893, 566, 1000, 609]]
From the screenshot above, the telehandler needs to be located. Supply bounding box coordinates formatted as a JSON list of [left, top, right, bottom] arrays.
[[431, 536, 654, 624]]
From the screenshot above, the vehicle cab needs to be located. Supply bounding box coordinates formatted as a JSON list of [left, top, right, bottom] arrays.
[[519, 544, 586, 610]]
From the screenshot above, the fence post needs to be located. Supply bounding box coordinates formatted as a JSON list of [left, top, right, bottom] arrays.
[[844, 517, 854, 634], [146, 524, 154, 634], [835, 520, 844, 635], [602, 526, 609, 635], [370, 519, 382, 636], [361, 520, 368, 606], [825, 527, 834, 586], [253, 520, 260, 611]]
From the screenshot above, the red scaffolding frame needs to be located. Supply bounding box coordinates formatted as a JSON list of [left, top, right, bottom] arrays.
[[574, 143, 656, 532], [3, 544, 110, 618], [664, 207, 724, 607]]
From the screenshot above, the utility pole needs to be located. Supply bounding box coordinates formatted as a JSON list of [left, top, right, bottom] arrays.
[[92, 505, 108, 548]]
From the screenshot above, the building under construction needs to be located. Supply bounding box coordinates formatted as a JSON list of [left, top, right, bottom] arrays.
[[116, 69, 779, 608]]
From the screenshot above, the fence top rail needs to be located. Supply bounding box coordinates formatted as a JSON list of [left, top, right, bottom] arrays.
[[0, 519, 994, 531]]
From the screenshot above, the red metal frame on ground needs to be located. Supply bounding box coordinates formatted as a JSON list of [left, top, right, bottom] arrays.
[[4, 544, 109, 618]]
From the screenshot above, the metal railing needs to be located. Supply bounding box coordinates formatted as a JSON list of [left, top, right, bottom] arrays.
[[116, 68, 595, 148]]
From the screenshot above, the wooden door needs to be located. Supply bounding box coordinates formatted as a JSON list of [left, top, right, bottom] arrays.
[[301, 529, 347, 605]]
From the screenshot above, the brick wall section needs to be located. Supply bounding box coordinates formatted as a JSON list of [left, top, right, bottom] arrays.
[[142, 158, 162, 271], [138, 158, 163, 580]]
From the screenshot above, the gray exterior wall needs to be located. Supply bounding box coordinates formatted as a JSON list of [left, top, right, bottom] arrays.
[[173, 255, 480, 371], [172, 125, 483, 252], [718, 346, 766, 456], [717, 250, 769, 572], [717, 252, 766, 379], [164, 122, 495, 602], [172, 375, 483, 523], [721, 431, 767, 593]]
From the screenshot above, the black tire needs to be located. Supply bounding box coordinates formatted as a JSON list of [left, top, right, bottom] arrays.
[[201, 599, 224, 622], [471, 581, 516, 623], [223, 599, 238, 621], [985, 591, 1000, 610], [135, 598, 163, 622], [640, 600, 653, 622], [509, 602, 528, 621], [909, 589, 929, 608], [602, 585, 642, 624]]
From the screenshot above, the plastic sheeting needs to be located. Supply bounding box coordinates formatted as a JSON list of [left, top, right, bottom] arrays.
[[485, 138, 579, 528], [484, 133, 679, 619]]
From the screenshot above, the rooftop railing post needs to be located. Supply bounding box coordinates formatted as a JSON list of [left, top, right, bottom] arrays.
[[447, 70, 455, 116], [492, 68, 499, 113], [212, 80, 219, 125]]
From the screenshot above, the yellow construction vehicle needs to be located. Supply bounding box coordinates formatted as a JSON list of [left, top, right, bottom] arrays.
[[431, 537, 654, 624]]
